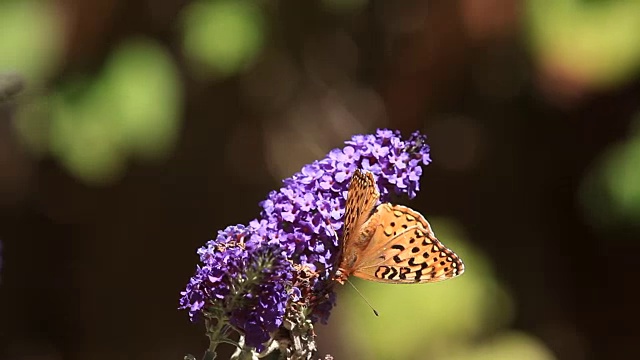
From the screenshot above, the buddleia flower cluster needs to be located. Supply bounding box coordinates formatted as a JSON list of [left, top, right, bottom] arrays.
[[179, 129, 432, 359]]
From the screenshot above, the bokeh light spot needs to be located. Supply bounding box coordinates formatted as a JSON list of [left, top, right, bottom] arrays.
[[182, 0, 265, 78]]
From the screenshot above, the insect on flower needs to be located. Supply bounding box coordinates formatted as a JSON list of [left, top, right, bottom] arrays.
[[179, 129, 448, 357], [334, 169, 464, 285]]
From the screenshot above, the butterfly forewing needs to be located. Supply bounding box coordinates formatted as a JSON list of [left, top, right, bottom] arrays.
[[351, 204, 465, 284], [334, 169, 380, 282], [340, 169, 380, 252]]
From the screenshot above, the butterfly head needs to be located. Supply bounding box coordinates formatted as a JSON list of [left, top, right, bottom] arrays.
[[332, 268, 349, 285]]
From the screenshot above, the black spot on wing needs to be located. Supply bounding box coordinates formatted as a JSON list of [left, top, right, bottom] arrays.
[[375, 266, 391, 279], [398, 267, 410, 280], [387, 267, 398, 279]]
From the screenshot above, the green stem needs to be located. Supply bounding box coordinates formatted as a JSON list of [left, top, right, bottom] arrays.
[[201, 350, 216, 360], [221, 339, 241, 348], [205, 317, 226, 357]]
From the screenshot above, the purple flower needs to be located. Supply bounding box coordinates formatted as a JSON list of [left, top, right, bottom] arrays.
[[257, 129, 430, 320], [179, 225, 293, 351], [180, 129, 431, 352]]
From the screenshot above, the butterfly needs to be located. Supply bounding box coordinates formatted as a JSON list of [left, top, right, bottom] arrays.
[[333, 169, 464, 284]]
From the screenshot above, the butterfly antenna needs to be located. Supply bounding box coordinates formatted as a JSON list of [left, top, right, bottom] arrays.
[[346, 278, 379, 317]]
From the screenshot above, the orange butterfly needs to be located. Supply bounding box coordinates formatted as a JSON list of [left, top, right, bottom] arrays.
[[333, 169, 464, 284]]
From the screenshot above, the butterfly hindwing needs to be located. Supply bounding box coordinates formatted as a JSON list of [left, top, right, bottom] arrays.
[[351, 204, 465, 284]]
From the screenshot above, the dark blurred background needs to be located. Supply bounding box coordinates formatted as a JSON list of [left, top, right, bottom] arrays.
[[1, 0, 639, 359]]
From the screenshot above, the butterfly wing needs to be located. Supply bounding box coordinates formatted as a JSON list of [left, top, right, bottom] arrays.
[[341, 169, 380, 248], [334, 169, 380, 282], [351, 204, 465, 284]]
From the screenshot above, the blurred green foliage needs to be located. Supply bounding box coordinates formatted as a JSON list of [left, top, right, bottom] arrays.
[[182, 0, 265, 78], [527, 0, 640, 87], [5, 0, 269, 186], [446, 332, 556, 360], [580, 114, 640, 228], [16, 38, 182, 185], [333, 218, 549, 360], [101, 39, 183, 162], [0, 0, 63, 83], [601, 137, 640, 220]]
